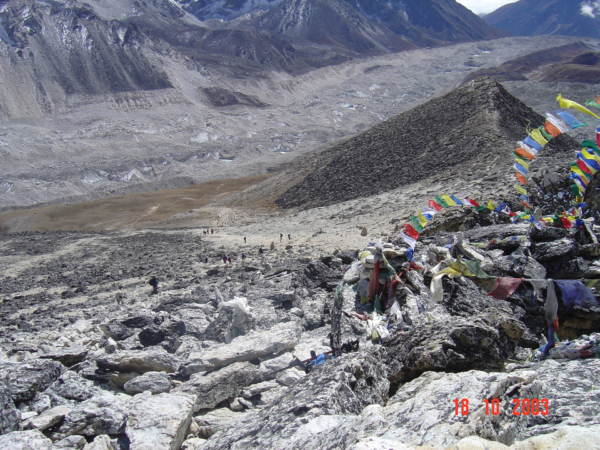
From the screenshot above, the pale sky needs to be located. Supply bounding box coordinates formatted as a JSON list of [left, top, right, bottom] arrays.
[[456, 0, 520, 15]]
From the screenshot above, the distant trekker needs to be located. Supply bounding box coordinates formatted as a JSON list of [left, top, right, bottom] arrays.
[[227, 257, 232, 264], [259, 247, 264, 254], [280, 233, 283, 242], [244, 237, 247, 243], [149, 276, 159, 295], [288, 234, 291, 241], [211, 229, 214, 234], [223, 255, 228, 264], [242, 253, 246, 261]]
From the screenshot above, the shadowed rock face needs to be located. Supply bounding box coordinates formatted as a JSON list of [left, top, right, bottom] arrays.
[[484, 0, 600, 40]]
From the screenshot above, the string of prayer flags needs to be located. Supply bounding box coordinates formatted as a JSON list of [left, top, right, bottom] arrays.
[[557, 94, 600, 120], [555, 110, 586, 129]]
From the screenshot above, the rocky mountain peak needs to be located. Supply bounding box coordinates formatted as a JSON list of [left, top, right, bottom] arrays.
[[275, 77, 578, 210]]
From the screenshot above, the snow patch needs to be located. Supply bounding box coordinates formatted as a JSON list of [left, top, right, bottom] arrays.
[[0, 181, 14, 194]]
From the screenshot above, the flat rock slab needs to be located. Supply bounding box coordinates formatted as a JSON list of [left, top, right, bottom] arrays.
[[0, 359, 63, 402], [175, 362, 260, 411], [96, 348, 180, 374], [39, 346, 88, 367], [0, 429, 53, 450], [124, 371, 171, 394], [126, 391, 196, 450], [24, 405, 70, 431], [180, 322, 302, 376]]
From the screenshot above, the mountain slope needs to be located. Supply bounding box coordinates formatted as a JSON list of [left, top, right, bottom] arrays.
[[275, 77, 578, 210], [484, 0, 600, 39]]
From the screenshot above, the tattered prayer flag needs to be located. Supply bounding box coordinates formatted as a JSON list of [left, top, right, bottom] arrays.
[[546, 113, 571, 134], [555, 110, 586, 129], [405, 224, 420, 240], [523, 135, 542, 151], [429, 200, 443, 211], [398, 231, 416, 249], [576, 160, 592, 175], [572, 176, 589, 193], [410, 215, 423, 233], [486, 200, 494, 210], [557, 94, 600, 120], [516, 172, 528, 185], [582, 148, 600, 165], [515, 185, 527, 196], [521, 201, 531, 210], [441, 194, 457, 206], [560, 217, 572, 229], [450, 194, 463, 205], [514, 163, 528, 176], [435, 195, 449, 208], [544, 121, 562, 138], [529, 128, 549, 147], [518, 141, 539, 156], [514, 157, 529, 170], [487, 277, 523, 300], [515, 147, 534, 161]]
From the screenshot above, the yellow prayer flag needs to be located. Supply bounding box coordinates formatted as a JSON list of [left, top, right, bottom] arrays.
[[418, 210, 428, 228], [514, 157, 529, 170], [571, 166, 590, 183], [530, 128, 548, 147], [515, 185, 528, 196], [486, 200, 494, 210], [441, 194, 457, 206], [582, 148, 600, 163], [557, 94, 600, 120]]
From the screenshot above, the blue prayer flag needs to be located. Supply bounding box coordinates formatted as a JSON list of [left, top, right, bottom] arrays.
[[523, 135, 542, 151], [555, 110, 586, 129], [450, 194, 463, 205]]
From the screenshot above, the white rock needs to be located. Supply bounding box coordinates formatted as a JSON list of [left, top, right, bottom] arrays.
[[276, 367, 305, 387], [24, 405, 70, 430], [180, 437, 207, 450], [53, 435, 87, 449], [0, 429, 53, 449], [126, 391, 196, 450], [123, 371, 171, 394], [82, 434, 118, 450]]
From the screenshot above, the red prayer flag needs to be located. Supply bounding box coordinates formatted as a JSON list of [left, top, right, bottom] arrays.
[[544, 121, 562, 138], [577, 160, 592, 175], [368, 260, 380, 299], [429, 200, 442, 211], [516, 172, 527, 185], [521, 201, 531, 210], [487, 277, 523, 299], [467, 198, 480, 207], [405, 224, 420, 240], [560, 217, 572, 229], [596, 126, 600, 148]]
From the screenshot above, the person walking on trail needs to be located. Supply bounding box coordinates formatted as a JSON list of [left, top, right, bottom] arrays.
[[227, 256, 232, 264], [149, 276, 159, 295], [244, 237, 247, 243], [222, 255, 228, 264], [242, 253, 246, 261], [280, 233, 283, 242], [259, 246, 264, 255], [211, 229, 214, 235], [288, 234, 291, 241]]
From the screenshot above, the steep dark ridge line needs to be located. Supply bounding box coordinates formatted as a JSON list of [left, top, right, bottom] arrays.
[[275, 77, 580, 210]]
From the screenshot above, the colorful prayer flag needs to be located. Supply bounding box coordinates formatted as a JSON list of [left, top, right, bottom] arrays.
[[545, 113, 570, 133], [544, 121, 562, 138], [518, 141, 539, 156], [530, 128, 549, 146], [450, 194, 463, 205], [466, 198, 480, 207], [515, 147, 535, 161], [576, 160, 592, 175], [555, 110, 586, 129], [487, 277, 523, 299], [557, 94, 600, 120], [441, 194, 457, 206], [398, 231, 416, 249], [429, 200, 442, 211], [515, 185, 527, 196], [410, 215, 423, 233], [418, 210, 428, 227], [405, 224, 420, 240], [435, 195, 449, 208], [515, 172, 527, 185], [523, 135, 542, 151], [486, 200, 494, 210], [514, 157, 529, 170], [514, 163, 528, 176]]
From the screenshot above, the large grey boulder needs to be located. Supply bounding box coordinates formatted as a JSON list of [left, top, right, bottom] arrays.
[[96, 348, 180, 374], [58, 392, 130, 438], [530, 237, 578, 262], [200, 350, 389, 449], [82, 434, 118, 450], [23, 405, 71, 431], [123, 371, 171, 394], [383, 308, 517, 384], [175, 362, 260, 411], [194, 408, 246, 439], [126, 391, 196, 450], [39, 346, 88, 367], [0, 379, 19, 434], [45, 370, 100, 402], [180, 322, 302, 376], [0, 359, 63, 402], [0, 429, 53, 450]]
